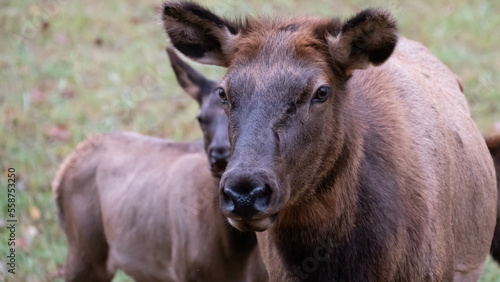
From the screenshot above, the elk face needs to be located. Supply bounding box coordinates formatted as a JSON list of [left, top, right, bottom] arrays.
[[167, 48, 230, 177], [163, 3, 398, 231]]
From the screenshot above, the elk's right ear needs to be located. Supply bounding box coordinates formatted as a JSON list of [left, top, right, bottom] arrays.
[[161, 1, 240, 67], [327, 9, 398, 76], [167, 47, 211, 104]]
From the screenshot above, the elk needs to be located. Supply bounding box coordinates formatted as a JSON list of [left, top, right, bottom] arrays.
[[162, 2, 497, 281], [52, 48, 267, 281]]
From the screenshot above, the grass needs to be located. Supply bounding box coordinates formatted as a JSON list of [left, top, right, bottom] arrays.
[[0, 0, 499, 281]]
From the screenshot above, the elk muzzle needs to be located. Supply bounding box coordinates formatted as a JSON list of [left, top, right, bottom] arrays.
[[220, 169, 283, 232]]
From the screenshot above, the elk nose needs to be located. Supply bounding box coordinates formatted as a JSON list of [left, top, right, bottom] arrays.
[[209, 146, 230, 169], [222, 182, 271, 218], [210, 146, 230, 162]]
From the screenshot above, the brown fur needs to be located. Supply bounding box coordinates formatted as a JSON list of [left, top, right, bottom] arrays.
[[486, 135, 500, 263], [53, 133, 267, 281], [162, 3, 496, 281], [53, 50, 267, 281]]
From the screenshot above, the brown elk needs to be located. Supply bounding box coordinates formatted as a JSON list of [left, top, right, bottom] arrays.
[[52, 48, 267, 281], [162, 2, 497, 281]]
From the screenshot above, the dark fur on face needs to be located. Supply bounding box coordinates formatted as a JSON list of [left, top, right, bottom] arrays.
[[166, 47, 230, 176]]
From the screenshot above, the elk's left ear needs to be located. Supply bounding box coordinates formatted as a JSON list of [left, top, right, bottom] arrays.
[[161, 1, 240, 67], [166, 47, 213, 104], [328, 9, 398, 75]]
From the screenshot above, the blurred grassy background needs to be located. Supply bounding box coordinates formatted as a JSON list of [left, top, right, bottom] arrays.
[[0, 0, 499, 281]]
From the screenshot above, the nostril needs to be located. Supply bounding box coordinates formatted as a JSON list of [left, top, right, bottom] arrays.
[[222, 181, 272, 218], [250, 186, 266, 197], [222, 188, 235, 212], [251, 185, 272, 211]]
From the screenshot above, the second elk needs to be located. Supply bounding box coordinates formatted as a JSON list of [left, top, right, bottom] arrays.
[[52, 48, 268, 282]]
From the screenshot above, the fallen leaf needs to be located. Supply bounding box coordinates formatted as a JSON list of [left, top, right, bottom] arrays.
[[30, 88, 45, 102], [30, 206, 41, 221], [29, 5, 40, 15], [130, 17, 140, 25], [15, 238, 29, 251], [94, 37, 103, 46], [47, 124, 70, 142], [61, 88, 75, 99], [41, 21, 50, 31]]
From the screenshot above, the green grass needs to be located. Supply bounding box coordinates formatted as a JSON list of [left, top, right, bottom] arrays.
[[0, 0, 499, 280]]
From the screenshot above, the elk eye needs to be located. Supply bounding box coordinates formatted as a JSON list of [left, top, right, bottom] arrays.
[[313, 86, 330, 103], [196, 115, 203, 123], [216, 87, 227, 104]]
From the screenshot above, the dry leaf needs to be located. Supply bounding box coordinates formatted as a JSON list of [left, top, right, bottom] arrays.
[[41, 21, 50, 31], [130, 17, 140, 25], [61, 88, 75, 99], [47, 124, 70, 142], [94, 38, 103, 46], [29, 5, 40, 15], [30, 206, 41, 221], [15, 238, 29, 251], [30, 88, 45, 102]]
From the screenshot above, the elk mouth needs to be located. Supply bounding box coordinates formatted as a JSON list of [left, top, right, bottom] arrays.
[[210, 160, 228, 177], [227, 213, 278, 232], [210, 162, 227, 178], [219, 167, 289, 232]]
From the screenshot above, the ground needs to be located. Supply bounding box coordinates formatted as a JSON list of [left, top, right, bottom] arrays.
[[1, 0, 499, 281]]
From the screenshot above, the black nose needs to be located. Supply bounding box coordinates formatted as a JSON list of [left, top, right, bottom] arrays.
[[209, 146, 230, 169], [222, 181, 271, 218]]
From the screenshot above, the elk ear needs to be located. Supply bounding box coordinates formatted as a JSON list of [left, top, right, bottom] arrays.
[[166, 47, 213, 104], [328, 9, 398, 75], [161, 1, 239, 67]]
